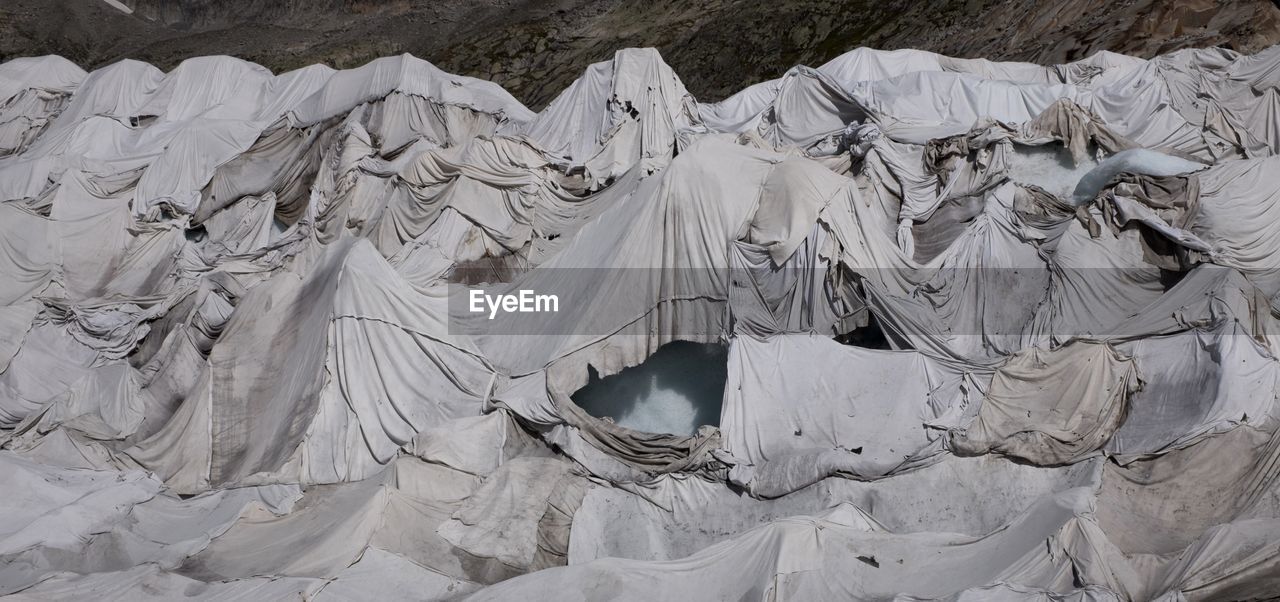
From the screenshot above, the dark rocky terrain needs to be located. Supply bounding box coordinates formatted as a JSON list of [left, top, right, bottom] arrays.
[[4, 0, 1280, 107]]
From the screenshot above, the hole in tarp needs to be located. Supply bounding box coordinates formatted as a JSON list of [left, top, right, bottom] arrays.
[[448, 254, 528, 285], [185, 224, 207, 242], [1159, 268, 1187, 291], [1006, 144, 1099, 200], [571, 341, 728, 436], [1141, 227, 1195, 288], [835, 312, 893, 350]]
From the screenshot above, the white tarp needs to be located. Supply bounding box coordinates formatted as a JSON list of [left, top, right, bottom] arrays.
[[3, 41, 1280, 600]]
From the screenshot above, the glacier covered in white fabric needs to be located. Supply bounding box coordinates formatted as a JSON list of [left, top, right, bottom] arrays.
[[3, 43, 1280, 599]]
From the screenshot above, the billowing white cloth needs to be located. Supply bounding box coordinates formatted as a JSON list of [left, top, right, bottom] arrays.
[[4, 40, 1280, 601]]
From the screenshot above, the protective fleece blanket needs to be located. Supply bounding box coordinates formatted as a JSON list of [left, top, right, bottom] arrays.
[[3, 43, 1280, 600]]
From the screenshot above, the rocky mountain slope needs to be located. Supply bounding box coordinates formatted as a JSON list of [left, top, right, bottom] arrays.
[[3, 0, 1280, 107]]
